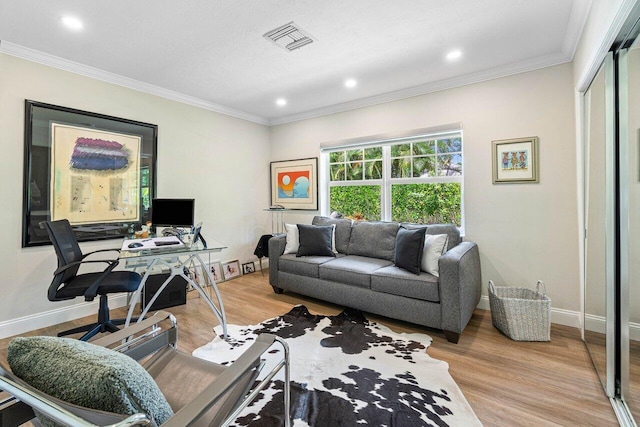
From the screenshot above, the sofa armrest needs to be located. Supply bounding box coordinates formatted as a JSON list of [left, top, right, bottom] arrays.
[[268, 234, 287, 286], [438, 242, 481, 335]]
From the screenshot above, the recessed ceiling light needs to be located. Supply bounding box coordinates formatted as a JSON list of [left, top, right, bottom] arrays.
[[61, 16, 83, 31], [276, 98, 287, 106], [345, 78, 357, 88], [446, 50, 462, 61]]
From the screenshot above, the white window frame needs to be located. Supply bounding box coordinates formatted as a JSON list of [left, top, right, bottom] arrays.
[[320, 128, 464, 232]]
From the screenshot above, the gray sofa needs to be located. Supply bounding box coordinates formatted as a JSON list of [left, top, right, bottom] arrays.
[[268, 216, 481, 343]]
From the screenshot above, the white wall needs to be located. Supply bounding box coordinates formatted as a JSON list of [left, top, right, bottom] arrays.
[[0, 53, 271, 337], [573, 0, 638, 91], [270, 63, 580, 315]]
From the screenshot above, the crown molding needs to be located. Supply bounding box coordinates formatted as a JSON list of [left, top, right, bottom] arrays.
[[269, 51, 573, 126], [1, 40, 574, 128], [0, 41, 269, 126], [576, 0, 639, 92], [562, 0, 593, 60]]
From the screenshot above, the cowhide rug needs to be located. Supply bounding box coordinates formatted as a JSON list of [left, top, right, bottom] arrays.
[[193, 305, 481, 427]]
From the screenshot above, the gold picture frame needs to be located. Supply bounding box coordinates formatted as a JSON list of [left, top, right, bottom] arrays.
[[270, 157, 318, 210], [492, 137, 539, 184]]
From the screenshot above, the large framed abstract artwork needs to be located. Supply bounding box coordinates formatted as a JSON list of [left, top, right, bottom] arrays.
[[270, 157, 318, 210], [22, 100, 158, 247]]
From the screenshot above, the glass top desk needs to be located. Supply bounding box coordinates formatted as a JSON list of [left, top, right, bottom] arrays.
[[119, 237, 228, 338]]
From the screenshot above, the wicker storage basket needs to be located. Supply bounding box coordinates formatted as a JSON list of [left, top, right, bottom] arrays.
[[488, 280, 551, 341]]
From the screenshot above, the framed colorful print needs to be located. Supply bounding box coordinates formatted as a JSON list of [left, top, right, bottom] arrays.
[[270, 157, 318, 210], [492, 137, 539, 184], [22, 100, 158, 247], [222, 260, 241, 280]]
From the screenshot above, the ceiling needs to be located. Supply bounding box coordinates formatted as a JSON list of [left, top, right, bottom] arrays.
[[0, 1, 591, 125]]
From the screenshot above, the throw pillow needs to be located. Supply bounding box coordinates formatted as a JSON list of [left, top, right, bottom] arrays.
[[421, 233, 449, 277], [312, 216, 352, 253], [7, 336, 174, 426], [296, 224, 336, 257], [283, 223, 300, 254], [394, 227, 427, 274]]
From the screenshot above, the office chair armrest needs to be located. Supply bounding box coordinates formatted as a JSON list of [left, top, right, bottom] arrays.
[[53, 259, 118, 276], [82, 248, 121, 259], [83, 260, 120, 301], [162, 334, 280, 427]]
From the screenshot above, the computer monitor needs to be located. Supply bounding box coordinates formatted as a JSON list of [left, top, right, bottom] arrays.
[[151, 198, 195, 228]]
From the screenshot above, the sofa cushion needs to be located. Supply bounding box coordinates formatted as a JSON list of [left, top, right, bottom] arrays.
[[347, 221, 399, 261], [7, 336, 174, 426], [319, 255, 393, 288], [313, 216, 353, 254], [372, 266, 440, 302], [297, 224, 336, 257], [394, 227, 426, 274], [279, 253, 340, 277]]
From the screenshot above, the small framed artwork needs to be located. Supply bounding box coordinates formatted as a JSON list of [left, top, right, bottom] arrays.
[[242, 261, 256, 275], [270, 157, 318, 210], [206, 260, 224, 283], [222, 260, 241, 280], [492, 137, 539, 184]]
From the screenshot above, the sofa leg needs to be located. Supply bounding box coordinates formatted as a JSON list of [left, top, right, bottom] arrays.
[[271, 286, 284, 294], [443, 330, 460, 344]]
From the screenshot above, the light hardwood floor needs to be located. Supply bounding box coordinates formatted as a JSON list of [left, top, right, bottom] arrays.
[[0, 273, 618, 426]]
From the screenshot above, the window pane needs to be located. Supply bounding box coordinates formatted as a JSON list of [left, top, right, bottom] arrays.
[[330, 185, 381, 221], [330, 151, 345, 162], [391, 183, 461, 226], [364, 160, 382, 179], [141, 168, 149, 186], [142, 188, 150, 210], [391, 158, 412, 178], [330, 164, 345, 181], [413, 141, 435, 155], [437, 154, 462, 176], [346, 162, 363, 180], [412, 156, 435, 177], [347, 149, 363, 161], [391, 143, 411, 157], [364, 146, 382, 160], [437, 138, 462, 153]]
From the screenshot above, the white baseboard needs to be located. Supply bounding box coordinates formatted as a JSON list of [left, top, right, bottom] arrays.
[[255, 259, 269, 270], [478, 295, 582, 329], [0, 290, 586, 340], [585, 313, 640, 341], [0, 295, 129, 340]]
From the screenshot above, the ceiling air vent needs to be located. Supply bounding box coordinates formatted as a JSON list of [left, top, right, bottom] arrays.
[[264, 22, 314, 52]]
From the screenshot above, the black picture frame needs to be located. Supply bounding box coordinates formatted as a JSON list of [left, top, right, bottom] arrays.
[[22, 100, 158, 247]]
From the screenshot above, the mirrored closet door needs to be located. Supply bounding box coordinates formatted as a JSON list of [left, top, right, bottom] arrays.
[[583, 53, 615, 397], [583, 7, 640, 426], [620, 34, 640, 423]]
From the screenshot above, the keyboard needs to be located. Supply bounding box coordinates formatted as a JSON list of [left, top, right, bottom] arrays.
[[154, 240, 181, 247]]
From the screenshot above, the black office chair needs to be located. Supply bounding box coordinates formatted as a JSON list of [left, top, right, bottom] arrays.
[[44, 219, 142, 341]]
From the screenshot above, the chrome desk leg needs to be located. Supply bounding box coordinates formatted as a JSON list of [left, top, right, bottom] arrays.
[[125, 258, 160, 328], [193, 253, 228, 338]]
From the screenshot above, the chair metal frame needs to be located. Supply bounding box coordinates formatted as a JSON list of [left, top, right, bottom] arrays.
[[0, 311, 291, 427]]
